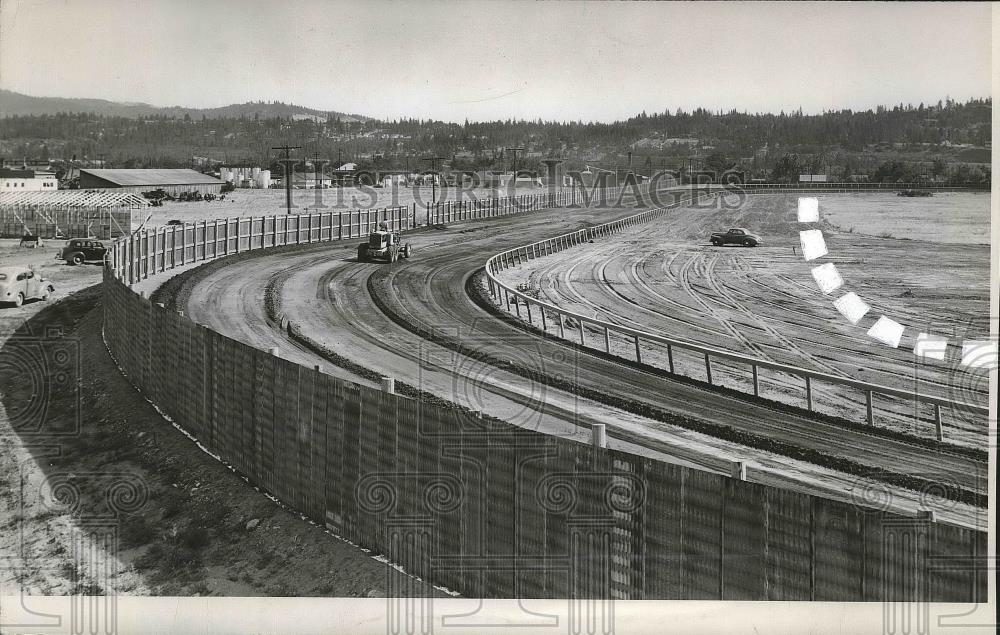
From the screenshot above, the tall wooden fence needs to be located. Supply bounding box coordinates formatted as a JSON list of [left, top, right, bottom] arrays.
[[101, 194, 987, 603]]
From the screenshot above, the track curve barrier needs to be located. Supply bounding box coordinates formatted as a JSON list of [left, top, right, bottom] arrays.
[[484, 194, 989, 443], [101, 193, 986, 601]]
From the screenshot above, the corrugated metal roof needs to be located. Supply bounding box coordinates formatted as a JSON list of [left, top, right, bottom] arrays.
[[0, 189, 149, 209], [81, 168, 223, 187]]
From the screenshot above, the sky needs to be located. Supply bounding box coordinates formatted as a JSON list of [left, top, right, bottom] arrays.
[[0, 0, 992, 123]]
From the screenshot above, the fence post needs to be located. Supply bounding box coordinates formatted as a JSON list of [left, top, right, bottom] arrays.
[[578, 319, 585, 345], [705, 353, 713, 384], [934, 404, 943, 441], [634, 335, 642, 364], [805, 376, 813, 411], [865, 391, 874, 424], [558, 312, 565, 339], [604, 326, 611, 353], [591, 424, 607, 448], [381, 377, 395, 394], [752, 364, 759, 396], [730, 462, 746, 481], [666, 344, 674, 373]]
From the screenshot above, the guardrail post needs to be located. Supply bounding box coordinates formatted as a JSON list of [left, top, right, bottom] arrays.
[[634, 335, 642, 364], [513, 295, 521, 318], [752, 364, 759, 396], [805, 376, 813, 411], [934, 404, 943, 442], [704, 353, 712, 385], [526, 301, 533, 325], [603, 326, 611, 353], [865, 391, 874, 425]]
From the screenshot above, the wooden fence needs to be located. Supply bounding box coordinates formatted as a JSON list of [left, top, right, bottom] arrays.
[[101, 191, 987, 602]]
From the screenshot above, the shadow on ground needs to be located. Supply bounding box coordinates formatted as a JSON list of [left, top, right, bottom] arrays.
[[0, 284, 445, 598]]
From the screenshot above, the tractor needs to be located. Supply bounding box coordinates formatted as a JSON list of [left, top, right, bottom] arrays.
[[358, 221, 412, 263]]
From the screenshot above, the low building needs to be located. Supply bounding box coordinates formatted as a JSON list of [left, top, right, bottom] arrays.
[[0, 168, 58, 192], [291, 173, 333, 189], [79, 168, 223, 196]]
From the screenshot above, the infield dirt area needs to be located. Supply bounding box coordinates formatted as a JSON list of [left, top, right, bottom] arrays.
[[495, 192, 991, 446]]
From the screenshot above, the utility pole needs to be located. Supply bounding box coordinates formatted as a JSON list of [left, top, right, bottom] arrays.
[[506, 147, 524, 178], [422, 156, 446, 226], [271, 145, 302, 214], [311, 152, 327, 189]]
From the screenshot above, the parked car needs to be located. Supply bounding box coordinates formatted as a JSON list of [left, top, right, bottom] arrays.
[[709, 227, 762, 247], [0, 266, 54, 307], [56, 238, 108, 265]]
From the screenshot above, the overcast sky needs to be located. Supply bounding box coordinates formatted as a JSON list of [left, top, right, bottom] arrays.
[[0, 1, 991, 122]]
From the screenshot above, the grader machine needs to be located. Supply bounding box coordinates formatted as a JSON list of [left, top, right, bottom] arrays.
[[357, 221, 412, 263]]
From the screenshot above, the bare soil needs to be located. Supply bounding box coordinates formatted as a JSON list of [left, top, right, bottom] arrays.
[[141, 185, 569, 228], [495, 193, 990, 446], [0, 282, 447, 598]]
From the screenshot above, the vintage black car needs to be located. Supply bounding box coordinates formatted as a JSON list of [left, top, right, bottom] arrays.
[[56, 238, 108, 265]]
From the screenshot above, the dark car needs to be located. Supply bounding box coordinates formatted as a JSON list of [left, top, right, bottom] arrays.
[[709, 227, 762, 247], [56, 238, 108, 265]]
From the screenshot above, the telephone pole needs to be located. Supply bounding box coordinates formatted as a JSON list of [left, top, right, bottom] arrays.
[[422, 156, 446, 226], [271, 145, 302, 214], [506, 147, 524, 177]]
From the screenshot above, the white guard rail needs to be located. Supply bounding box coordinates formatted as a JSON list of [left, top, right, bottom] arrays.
[[484, 195, 988, 442]]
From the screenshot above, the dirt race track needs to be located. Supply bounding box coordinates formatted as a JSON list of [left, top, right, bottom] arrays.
[[150, 190, 988, 530], [493, 193, 991, 446]]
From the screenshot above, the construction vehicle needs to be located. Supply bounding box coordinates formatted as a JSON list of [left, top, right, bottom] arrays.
[[358, 221, 412, 263]]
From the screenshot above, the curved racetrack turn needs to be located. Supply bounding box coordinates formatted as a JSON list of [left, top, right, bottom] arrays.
[[157, 195, 988, 529]]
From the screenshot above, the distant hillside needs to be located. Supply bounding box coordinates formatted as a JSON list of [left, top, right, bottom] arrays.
[[0, 90, 368, 123]]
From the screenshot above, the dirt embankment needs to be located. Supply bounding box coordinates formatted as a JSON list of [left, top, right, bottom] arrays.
[[0, 286, 446, 597]]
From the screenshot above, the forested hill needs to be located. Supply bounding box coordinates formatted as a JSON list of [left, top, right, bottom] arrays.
[[0, 90, 990, 177], [0, 90, 368, 122]]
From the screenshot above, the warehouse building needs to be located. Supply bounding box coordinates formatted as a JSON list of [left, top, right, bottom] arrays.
[[0, 168, 58, 191], [79, 168, 223, 196]]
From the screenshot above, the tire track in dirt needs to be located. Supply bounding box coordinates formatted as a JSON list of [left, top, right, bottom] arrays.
[[701, 253, 846, 376], [675, 250, 775, 360]]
